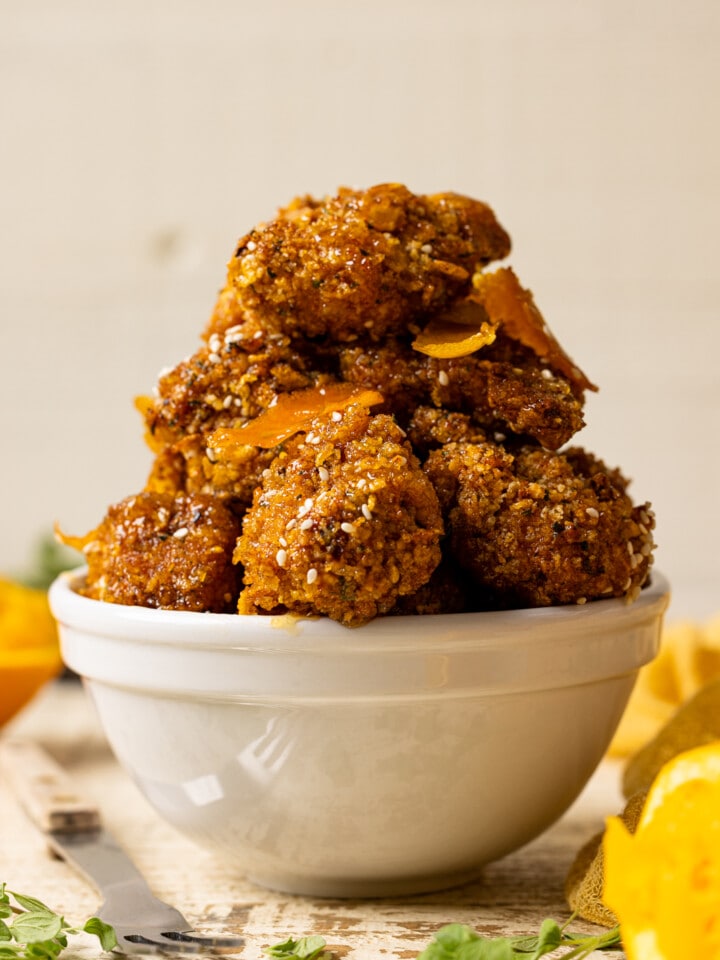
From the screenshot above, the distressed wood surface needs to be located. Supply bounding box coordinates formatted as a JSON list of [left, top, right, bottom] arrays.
[[1, 682, 625, 959]]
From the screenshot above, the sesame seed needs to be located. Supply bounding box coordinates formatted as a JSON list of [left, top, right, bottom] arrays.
[[209, 334, 222, 353], [318, 466, 329, 482], [223, 395, 233, 408], [246, 240, 257, 251], [279, 537, 287, 547], [208, 352, 221, 363], [253, 330, 263, 339], [304, 497, 314, 509], [341, 522, 355, 535], [623, 577, 632, 591], [306, 432, 315, 443], [585, 507, 600, 519], [319, 387, 326, 395], [331, 411, 342, 422], [173, 527, 189, 539], [206, 447, 217, 463], [420, 243, 433, 254], [307, 568, 318, 585], [641, 542, 652, 556], [225, 324, 243, 336], [627, 541, 634, 555], [225, 332, 244, 345], [300, 518, 314, 531], [309, 435, 321, 445], [357, 478, 367, 489], [438, 370, 450, 386], [494, 432, 506, 443], [362, 504, 372, 520], [276, 549, 287, 567], [541, 368, 554, 380], [576, 597, 587, 605], [286, 518, 297, 530]]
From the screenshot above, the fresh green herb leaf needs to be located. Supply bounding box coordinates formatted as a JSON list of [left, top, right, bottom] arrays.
[[264, 934, 328, 960], [82, 918, 117, 952], [417, 919, 622, 960], [0, 888, 117, 959], [7, 897, 52, 918]]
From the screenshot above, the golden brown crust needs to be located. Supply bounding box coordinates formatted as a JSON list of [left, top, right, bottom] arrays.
[[234, 405, 444, 625], [424, 443, 655, 607], [79, 492, 241, 612], [206, 184, 511, 344], [76, 183, 655, 622], [339, 334, 585, 450]]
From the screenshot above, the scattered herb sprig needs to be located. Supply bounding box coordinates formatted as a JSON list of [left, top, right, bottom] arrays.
[[0, 885, 116, 959], [263, 916, 621, 960], [263, 935, 329, 960], [416, 917, 622, 960]]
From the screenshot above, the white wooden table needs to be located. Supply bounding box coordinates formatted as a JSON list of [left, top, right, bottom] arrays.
[[1, 680, 625, 958]]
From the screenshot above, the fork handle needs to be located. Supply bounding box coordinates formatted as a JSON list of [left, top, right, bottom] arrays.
[[0, 739, 101, 834]]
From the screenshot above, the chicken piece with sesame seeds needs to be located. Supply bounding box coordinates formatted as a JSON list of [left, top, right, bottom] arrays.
[[138, 325, 337, 512], [234, 405, 444, 626], [339, 333, 586, 450], [77, 492, 242, 612], [424, 442, 655, 608], [205, 183, 511, 345]]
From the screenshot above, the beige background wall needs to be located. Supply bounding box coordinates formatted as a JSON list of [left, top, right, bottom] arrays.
[[2, 1, 718, 617]]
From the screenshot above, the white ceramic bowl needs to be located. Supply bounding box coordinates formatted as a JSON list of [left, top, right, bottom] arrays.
[[50, 569, 669, 898]]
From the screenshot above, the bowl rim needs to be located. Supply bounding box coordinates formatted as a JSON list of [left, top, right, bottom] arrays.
[[50, 567, 670, 654]]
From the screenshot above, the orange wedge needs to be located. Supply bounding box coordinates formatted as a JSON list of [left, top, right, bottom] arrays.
[[603, 742, 720, 959]]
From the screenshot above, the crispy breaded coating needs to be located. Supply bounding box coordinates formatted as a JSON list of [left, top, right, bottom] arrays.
[[424, 443, 655, 607], [388, 553, 479, 616], [339, 334, 585, 449], [406, 407, 488, 458], [139, 325, 336, 510], [206, 183, 511, 344], [235, 405, 444, 625], [79, 492, 241, 612]]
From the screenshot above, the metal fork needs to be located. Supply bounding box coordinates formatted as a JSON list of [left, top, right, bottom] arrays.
[[0, 740, 244, 955]]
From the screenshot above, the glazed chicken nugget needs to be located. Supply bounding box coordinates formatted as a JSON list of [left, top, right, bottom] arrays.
[[77, 491, 241, 612], [235, 405, 444, 626], [424, 442, 655, 607], [340, 334, 585, 449], [139, 325, 336, 509], [206, 183, 511, 344]]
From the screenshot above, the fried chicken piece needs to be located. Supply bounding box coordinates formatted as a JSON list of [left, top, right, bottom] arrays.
[[140, 328, 321, 448], [78, 492, 241, 612], [235, 405, 443, 626], [388, 552, 480, 616], [139, 325, 336, 510], [206, 183, 511, 344], [424, 443, 655, 607], [340, 334, 586, 449], [405, 407, 488, 459]]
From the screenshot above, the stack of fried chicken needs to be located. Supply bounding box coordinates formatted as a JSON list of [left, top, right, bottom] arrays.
[[67, 184, 655, 625]]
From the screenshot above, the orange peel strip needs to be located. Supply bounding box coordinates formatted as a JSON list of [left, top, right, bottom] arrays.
[[53, 520, 95, 554], [473, 267, 597, 392], [208, 383, 384, 451], [412, 298, 498, 359]]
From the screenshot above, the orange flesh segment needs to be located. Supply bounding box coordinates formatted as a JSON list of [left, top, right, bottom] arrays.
[[209, 383, 384, 451], [473, 267, 597, 392], [412, 298, 498, 359]]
